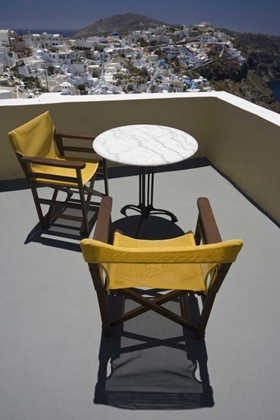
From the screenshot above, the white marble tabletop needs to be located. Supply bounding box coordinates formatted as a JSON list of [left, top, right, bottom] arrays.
[[93, 124, 198, 167]]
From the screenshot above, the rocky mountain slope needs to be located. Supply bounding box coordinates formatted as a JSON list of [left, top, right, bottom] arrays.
[[212, 70, 280, 113], [221, 29, 280, 82], [190, 61, 280, 113], [188, 30, 280, 113], [74, 13, 168, 38]]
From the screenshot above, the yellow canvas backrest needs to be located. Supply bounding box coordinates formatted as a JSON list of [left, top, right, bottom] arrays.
[[8, 111, 57, 160], [81, 238, 243, 291], [81, 238, 243, 265]]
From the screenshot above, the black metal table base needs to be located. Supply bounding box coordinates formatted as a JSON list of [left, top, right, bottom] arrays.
[[121, 203, 178, 222], [120, 167, 178, 235]]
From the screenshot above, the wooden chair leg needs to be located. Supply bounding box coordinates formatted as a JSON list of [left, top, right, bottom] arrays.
[[196, 292, 217, 339], [76, 170, 89, 235], [81, 178, 95, 234], [30, 182, 45, 227], [89, 264, 111, 336], [45, 187, 59, 228], [180, 293, 192, 325], [99, 289, 111, 337], [86, 178, 95, 209], [79, 196, 88, 234]]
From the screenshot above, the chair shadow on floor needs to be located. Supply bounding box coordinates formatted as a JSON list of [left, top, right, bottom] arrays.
[[93, 215, 214, 410], [94, 293, 214, 410], [24, 201, 100, 252]]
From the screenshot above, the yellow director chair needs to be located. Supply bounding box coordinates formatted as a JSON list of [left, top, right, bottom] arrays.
[[80, 197, 243, 338], [8, 111, 108, 235]]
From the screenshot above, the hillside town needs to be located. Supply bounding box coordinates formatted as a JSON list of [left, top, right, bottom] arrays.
[[0, 23, 247, 99]]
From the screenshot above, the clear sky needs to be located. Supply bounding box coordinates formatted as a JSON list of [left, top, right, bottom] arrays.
[[1, 0, 280, 35]]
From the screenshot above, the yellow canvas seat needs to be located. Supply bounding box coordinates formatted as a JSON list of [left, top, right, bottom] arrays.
[[32, 157, 98, 187], [80, 196, 243, 338], [109, 232, 205, 291], [8, 111, 108, 235]]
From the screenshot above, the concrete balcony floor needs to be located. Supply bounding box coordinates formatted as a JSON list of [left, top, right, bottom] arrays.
[[0, 160, 279, 420]]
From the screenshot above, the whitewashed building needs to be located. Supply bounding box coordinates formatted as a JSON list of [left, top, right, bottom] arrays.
[[0, 29, 18, 47], [23, 32, 63, 48]]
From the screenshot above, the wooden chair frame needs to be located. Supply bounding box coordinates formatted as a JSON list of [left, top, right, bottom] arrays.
[[87, 196, 233, 339], [16, 130, 109, 235]]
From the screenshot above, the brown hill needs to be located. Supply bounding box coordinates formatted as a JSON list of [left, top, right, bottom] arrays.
[[74, 13, 169, 38], [219, 28, 280, 81]]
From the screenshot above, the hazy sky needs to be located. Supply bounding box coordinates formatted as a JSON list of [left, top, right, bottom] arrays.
[[1, 0, 280, 35]]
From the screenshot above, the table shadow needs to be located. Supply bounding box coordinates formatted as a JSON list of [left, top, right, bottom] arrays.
[[112, 215, 187, 240]]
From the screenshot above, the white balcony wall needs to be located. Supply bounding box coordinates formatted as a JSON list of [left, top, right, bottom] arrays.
[[0, 92, 279, 224]]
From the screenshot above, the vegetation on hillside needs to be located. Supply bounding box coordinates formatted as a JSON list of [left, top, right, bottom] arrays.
[[220, 29, 280, 81]]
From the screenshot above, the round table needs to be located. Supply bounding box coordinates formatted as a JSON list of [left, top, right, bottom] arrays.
[[94, 125, 198, 233]]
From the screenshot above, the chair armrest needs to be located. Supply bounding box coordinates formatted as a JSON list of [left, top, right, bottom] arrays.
[[55, 131, 97, 140], [195, 197, 222, 244], [93, 196, 113, 243], [54, 132, 99, 156], [21, 156, 86, 169]]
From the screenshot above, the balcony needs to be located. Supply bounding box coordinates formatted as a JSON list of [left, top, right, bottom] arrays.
[[0, 92, 280, 419]]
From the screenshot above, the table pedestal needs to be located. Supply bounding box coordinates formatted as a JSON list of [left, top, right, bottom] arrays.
[[121, 167, 178, 234]]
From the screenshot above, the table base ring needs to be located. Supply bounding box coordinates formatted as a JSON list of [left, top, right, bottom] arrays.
[[121, 203, 178, 223]]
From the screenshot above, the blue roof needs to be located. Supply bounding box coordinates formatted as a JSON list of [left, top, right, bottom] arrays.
[[112, 31, 119, 36]]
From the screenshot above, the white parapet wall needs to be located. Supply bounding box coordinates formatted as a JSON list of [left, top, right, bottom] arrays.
[[1, 92, 280, 224]]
